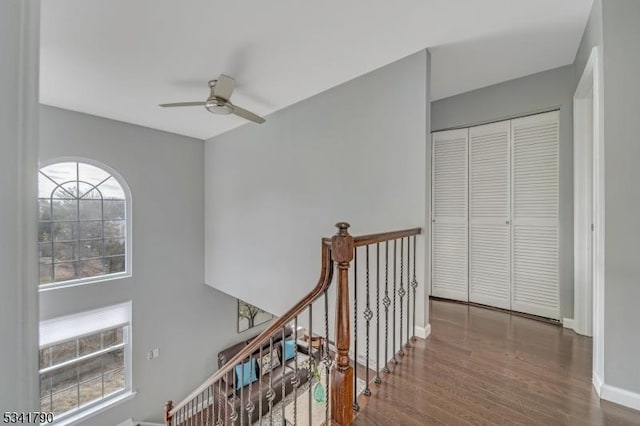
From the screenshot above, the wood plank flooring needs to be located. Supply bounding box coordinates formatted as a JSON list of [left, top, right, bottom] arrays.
[[353, 300, 640, 425]]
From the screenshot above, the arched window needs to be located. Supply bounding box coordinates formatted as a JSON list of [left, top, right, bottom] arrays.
[[38, 160, 131, 288]]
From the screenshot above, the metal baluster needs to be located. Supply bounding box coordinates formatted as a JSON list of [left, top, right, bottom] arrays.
[[240, 357, 245, 426], [363, 245, 372, 396], [412, 235, 419, 342], [392, 240, 398, 364], [247, 353, 255, 424], [230, 367, 238, 424], [308, 304, 313, 426], [406, 237, 412, 349], [375, 243, 382, 384], [208, 386, 212, 426], [281, 327, 286, 425], [352, 248, 360, 411], [324, 289, 331, 426], [225, 377, 230, 425], [293, 316, 298, 425], [258, 345, 263, 426], [217, 380, 223, 426], [399, 238, 406, 357], [203, 391, 207, 425], [382, 241, 391, 374], [267, 337, 274, 426], [199, 393, 203, 426]]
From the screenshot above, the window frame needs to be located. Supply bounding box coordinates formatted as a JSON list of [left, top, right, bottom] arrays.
[[38, 157, 132, 291], [38, 302, 134, 424]]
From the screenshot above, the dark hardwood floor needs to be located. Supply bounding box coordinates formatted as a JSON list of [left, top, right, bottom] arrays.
[[353, 300, 640, 425]]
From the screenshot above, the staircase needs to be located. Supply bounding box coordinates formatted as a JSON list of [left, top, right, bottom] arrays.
[[164, 223, 422, 426]]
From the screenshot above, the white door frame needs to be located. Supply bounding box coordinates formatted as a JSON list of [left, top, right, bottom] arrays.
[[573, 46, 605, 394]]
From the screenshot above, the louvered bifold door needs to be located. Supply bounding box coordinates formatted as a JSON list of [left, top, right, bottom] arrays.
[[511, 111, 560, 319], [469, 121, 511, 309], [431, 129, 469, 302]]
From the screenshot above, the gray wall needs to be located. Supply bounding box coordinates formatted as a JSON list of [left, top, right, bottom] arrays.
[[0, 0, 40, 412], [39, 106, 269, 425], [204, 50, 430, 355], [601, 0, 640, 394], [431, 65, 576, 318]]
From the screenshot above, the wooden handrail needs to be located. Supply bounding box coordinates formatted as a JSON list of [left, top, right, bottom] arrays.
[[353, 227, 421, 247], [169, 240, 334, 417], [166, 223, 422, 425]]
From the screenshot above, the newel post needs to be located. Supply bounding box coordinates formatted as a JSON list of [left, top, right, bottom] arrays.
[[164, 400, 173, 426], [330, 222, 355, 425]]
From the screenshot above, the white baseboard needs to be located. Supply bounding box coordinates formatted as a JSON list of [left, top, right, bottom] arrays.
[[118, 420, 163, 426], [562, 317, 577, 331], [593, 372, 604, 396], [415, 324, 431, 339], [601, 383, 640, 411]]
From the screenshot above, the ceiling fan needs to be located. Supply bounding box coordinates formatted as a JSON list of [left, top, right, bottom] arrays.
[[159, 74, 266, 124]]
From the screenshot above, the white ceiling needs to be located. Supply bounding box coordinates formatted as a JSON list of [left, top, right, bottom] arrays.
[[40, 0, 593, 140]]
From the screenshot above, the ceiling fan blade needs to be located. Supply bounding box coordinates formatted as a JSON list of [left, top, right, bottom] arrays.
[[231, 104, 266, 124], [213, 74, 235, 101], [159, 101, 205, 108]]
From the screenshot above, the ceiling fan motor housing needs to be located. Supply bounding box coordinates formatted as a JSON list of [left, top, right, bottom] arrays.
[[205, 98, 233, 115]]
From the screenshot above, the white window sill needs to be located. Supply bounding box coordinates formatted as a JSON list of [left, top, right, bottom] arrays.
[[38, 272, 131, 293], [51, 390, 136, 426]]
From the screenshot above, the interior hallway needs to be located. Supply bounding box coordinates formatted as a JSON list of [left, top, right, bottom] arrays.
[[353, 300, 640, 425]]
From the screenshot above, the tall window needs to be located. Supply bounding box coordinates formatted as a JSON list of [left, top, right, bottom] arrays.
[[39, 303, 132, 421], [38, 160, 130, 287]]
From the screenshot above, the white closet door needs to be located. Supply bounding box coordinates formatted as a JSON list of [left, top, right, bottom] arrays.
[[511, 111, 560, 319], [431, 129, 468, 302], [469, 121, 511, 309]]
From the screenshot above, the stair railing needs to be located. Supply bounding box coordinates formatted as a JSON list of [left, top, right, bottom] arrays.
[[164, 222, 421, 426]]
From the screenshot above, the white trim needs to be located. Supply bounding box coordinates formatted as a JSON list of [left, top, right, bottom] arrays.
[[574, 46, 605, 385], [37, 156, 133, 291], [562, 318, 576, 331], [38, 272, 131, 292], [573, 47, 599, 337], [601, 384, 640, 412], [415, 324, 431, 339], [54, 390, 136, 426], [16, 0, 41, 411], [593, 372, 604, 396], [117, 420, 163, 426]]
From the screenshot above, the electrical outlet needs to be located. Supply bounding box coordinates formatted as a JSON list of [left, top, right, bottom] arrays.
[[147, 348, 160, 360]]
